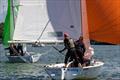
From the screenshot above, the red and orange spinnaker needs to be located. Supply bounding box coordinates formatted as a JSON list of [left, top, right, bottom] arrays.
[[86, 0, 120, 44]]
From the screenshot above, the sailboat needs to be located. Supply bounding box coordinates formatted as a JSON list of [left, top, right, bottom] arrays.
[[2, 0, 42, 63], [2, 0, 84, 63], [2, 0, 104, 78], [44, 0, 104, 79]]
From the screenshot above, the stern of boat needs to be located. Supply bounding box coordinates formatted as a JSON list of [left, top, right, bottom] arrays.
[[6, 52, 41, 63], [45, 61, 104, 80]]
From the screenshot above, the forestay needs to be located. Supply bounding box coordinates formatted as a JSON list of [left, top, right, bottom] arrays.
[[13, 0, 82, 43]]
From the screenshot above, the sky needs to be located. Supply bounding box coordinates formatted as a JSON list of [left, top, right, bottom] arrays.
[[0, 0, 7, 23]]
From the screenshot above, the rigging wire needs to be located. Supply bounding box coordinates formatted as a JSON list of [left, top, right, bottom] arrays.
[[41, 46, 53, 55], [40, 44, 64, 63], [36, 20, 50, 43]]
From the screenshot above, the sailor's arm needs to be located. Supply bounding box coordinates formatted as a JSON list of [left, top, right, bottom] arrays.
[[11, 45, 19, 55], [59, 47, 66, 53]]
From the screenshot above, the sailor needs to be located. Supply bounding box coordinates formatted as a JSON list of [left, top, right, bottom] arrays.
[[9, 43, 19, 56], [75, 36, 85, 65], [83, 47, 94, 66], [59, 32, 82, 68], [17, 43, 24, 56]]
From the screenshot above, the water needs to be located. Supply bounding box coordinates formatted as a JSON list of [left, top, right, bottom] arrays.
[[0, 44, 120, 80]]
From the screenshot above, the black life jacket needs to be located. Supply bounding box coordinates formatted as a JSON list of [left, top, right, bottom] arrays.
[[64, 38, 75, 49]]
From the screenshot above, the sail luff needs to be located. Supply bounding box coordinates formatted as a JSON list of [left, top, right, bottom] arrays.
[[81, 0, 90, 49], [81, 0, 93, 59]]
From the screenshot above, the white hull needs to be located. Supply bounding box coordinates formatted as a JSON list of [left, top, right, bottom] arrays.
[[45, 61, 104, 80], [6, 52, 41, 63]]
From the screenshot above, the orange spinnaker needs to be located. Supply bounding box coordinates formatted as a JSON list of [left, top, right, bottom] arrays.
[[86, 0, 120, 44]]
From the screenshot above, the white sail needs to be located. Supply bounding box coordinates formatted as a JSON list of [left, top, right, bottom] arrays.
[[13, 0, 82, 43], [0, 0, 7, 23]]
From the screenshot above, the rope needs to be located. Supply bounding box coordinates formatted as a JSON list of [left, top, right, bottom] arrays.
[[41, 44, 61, 56], [41, 46, 53, 55], [36, 20, 50, 43]]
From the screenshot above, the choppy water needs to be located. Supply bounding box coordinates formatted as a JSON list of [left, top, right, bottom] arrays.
[[0, 44, 120, 80]]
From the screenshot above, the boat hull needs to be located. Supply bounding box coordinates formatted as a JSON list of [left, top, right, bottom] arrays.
[[45, 61, 104, 80], [6, 52, 41, 63]]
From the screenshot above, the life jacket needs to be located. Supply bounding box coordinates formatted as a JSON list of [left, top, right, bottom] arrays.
[[67, 38, 75, 49], [64, 37, 75, 50], [9, 45, 18, 56], [75, 40, 85, 53]]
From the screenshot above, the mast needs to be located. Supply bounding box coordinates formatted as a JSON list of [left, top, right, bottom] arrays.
[[11, 0, 15, 28], [81, 0, 90, 48], [80, 0, 83, 36], [81, 0, 94, 59]]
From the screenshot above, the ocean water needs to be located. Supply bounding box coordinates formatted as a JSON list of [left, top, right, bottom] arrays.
[[0, 44, 120, 80]]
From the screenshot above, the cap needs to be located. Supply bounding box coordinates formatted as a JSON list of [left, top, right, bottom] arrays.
[[64, 32, 69, 37]]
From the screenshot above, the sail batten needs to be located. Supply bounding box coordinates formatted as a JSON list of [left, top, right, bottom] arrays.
[[13, 0, 81, 43]]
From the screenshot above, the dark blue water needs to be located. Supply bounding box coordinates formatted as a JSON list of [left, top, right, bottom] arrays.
[[0, 44, 120, 80]]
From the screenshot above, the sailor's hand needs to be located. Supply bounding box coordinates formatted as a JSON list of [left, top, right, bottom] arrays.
[[59, 50, 62, 53], [78, 63, 83, 68], [63, 64, 67, 68], [63, 66, 66, 68]]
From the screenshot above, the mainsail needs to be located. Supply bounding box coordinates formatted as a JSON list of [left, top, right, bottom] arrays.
[[86, 0, 120, 44], [13, 0, 81, 43]]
